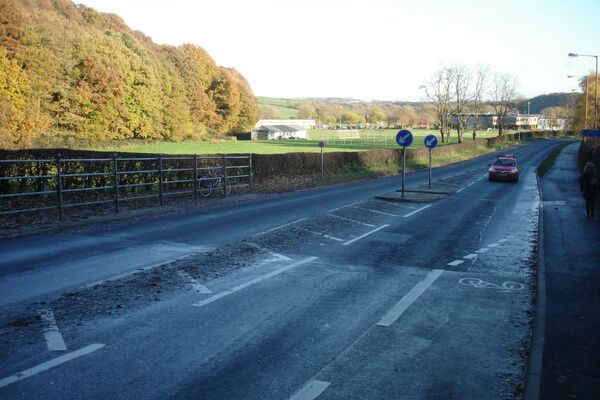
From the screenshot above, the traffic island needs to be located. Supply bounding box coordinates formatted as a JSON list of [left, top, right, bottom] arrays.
[[375, 187, 451, 203]]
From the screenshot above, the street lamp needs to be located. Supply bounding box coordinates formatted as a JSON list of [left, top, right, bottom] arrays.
[[569, 52, 598, 128], [527, 101, 530, 114], [568, 75, 589, 129]]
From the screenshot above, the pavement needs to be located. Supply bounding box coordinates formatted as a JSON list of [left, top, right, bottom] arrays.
[[532, 142, 600, 399]]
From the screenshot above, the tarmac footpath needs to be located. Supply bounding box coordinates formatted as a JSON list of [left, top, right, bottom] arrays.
[[531, 142, 600, 399]]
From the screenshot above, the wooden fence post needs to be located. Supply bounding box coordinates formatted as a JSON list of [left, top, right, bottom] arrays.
[[193, 154, 198, 202], [249, 153, 253, 193], [222, 154, 228, 198]]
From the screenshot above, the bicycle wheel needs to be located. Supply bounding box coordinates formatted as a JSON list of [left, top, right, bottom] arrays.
[[218, 177, 231, 196], [198, 176, 216, 197]]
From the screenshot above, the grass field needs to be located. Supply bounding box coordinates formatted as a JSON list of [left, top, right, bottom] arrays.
[[102, 128, 511, 155]]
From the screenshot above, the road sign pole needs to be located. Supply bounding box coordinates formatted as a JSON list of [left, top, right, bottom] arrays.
[[320, 147, 324, 179], [428, 148, 432, 190], [401, 148, 406, 198]]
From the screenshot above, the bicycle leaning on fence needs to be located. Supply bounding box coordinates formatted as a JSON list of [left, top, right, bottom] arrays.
[[197, 169, 231, 197]]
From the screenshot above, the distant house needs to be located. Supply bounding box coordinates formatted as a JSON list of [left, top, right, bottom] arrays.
[[251, 119, 314, 140], [251, 125, 308, 140]]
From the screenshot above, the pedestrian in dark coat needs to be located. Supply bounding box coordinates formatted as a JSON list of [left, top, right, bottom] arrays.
[[580, 161, 598, 218]]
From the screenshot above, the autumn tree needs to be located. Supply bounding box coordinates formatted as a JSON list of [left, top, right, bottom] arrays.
[[422, 67, 453, 142], [490, 72, 519, 136]]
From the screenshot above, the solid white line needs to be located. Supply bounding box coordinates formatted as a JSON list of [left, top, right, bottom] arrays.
[[288, 379, 331, 400], [176, 271, 212, 294], [447, 260, 464, 267], [328, 201, 362, 212], [476, 248, 489, 253], [456, 187, 465, 193], [342, 224, 389, 246], [192, 257, 318, 307], [253, 218, 308, 236], [466, 181, 476, 187], [463, 253, 478, 260], [327, 213, 376, 227], [245, 242, 292, 261], [301, 229, 345, 242], [38, 309, 66, 351], [402, 204, 432, 218], [377, 269, 444, 327], [352, 206, 398, 217], [0, 344, 104, 389]]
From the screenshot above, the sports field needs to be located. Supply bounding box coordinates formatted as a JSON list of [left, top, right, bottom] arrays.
[[103, 129, 506, 155]]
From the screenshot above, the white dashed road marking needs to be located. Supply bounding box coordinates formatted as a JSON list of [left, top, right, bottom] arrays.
[[447, 260, 465, 267], [476, 248, 489, 253], [488, 243, 500, 248], [352, 206, 398, 217], [192, 257, 318, 308], [343, 224, 389, 246], [301, 229, 345, 242], [403, 205, 432, 218], [456, 187, 465, 193], [377, 269, 444, 327], [288, 380, 331, 400], [463, 254, 478, 260], [38, 309, 66, 351], [0, 344, 105, 389], [327, 213, 376, 227]]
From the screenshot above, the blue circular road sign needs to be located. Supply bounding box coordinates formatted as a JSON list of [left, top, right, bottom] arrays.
[[424, 134, 438, 149], [396, 130, 413, 147]]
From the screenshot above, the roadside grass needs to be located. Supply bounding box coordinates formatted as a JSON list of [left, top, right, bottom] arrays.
[[537, 142, 571, 177]]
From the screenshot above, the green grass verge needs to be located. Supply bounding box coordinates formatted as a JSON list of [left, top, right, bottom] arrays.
[[537, 142, 571, 177]]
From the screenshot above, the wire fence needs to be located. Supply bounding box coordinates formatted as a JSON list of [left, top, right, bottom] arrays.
[[0, 154, 252, 221]]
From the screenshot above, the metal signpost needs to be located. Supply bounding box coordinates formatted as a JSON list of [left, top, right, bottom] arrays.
[[319, 141, 325, 178], [424, 134, 438, 189], [395, 130, 414, 198]]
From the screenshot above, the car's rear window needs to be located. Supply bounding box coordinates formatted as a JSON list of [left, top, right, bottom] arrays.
[[494, 159, 516, 167]]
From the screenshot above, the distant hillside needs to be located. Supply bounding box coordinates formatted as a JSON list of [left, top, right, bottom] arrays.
[[514, 93, 579, 114], [0, 0, 259, 149]]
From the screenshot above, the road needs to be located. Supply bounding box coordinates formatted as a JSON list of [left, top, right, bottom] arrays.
[[0, 139, 566, 399]]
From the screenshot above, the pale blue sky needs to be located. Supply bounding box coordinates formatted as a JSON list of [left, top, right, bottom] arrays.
[[78, 0, 599, 101]]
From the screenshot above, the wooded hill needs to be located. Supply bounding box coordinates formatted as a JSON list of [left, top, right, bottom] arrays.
[[0, 0, 260, 149]]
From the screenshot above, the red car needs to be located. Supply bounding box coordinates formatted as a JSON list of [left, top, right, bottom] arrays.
[[488, 155, 520, 182]]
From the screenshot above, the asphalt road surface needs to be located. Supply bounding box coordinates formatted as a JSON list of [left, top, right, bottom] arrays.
[[0, 139, 568, 399]]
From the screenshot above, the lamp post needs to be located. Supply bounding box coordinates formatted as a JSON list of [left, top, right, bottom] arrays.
[[569, 52, 598, 128], [568, 75, 589, 129], [527, 101, 530, 114]]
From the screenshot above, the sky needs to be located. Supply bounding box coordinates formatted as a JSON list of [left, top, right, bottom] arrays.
[[77, 0, 600, 102]]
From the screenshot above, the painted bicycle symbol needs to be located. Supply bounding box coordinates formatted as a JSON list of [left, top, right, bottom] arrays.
[[458, 277, 525, 293]]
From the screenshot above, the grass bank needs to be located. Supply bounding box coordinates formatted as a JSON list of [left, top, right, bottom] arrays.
[[537, 142, 572, 177]]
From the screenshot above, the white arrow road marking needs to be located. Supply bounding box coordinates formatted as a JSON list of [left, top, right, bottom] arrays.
[[176, 271, 212, 294], [38, 309, 66, 351], [0, 344, 104, 389]]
